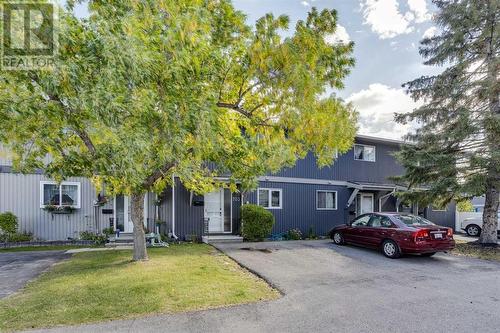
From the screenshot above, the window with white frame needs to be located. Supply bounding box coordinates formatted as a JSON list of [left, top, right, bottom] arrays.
[[258, 188, 282, 209], [317, 190, 337, 210], [40, 181, 81, 208], [354, 144, 376, 162]]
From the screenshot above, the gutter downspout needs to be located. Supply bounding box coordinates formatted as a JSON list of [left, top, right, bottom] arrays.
[[171, 175, 178, 240], [379, 189, 396, 212]]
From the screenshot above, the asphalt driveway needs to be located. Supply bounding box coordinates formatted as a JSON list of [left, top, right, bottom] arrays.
[[24, 240, 500, 333], [0, 250, 70, 299]]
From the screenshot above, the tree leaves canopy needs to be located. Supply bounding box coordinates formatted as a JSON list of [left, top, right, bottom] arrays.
[[0, 0, 357, 196]]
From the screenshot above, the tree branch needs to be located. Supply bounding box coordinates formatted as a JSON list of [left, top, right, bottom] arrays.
[[143, 162, 176, 188]]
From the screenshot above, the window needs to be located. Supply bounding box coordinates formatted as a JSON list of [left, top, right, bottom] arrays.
[[369, 215, 393, 228], [351, 214, 371, 227], [316, 191, 337, 210], [354, 144, 376, 162], [40, 181, 81, 208], [396, 214, 435, 226], [257, 188, 282, 209]]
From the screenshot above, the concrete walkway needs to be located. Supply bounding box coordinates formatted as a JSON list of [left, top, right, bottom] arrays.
[[24, 239, 500, 333], [0, 251, 70, 299]]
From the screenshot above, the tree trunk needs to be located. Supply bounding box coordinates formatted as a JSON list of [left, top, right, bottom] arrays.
[[479, 184, 499, 245], [131, 192, 149, 261], [480, 1, 499, 245]]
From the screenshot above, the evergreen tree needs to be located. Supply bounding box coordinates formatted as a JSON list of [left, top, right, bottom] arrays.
[[395, 0, 499, 244]]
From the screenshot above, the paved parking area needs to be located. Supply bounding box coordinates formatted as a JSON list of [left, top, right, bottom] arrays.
[[27, 239, 500, 333], [0, 251, 70, 299]]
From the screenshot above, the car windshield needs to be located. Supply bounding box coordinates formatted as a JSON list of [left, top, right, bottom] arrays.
[[396, 214, 435, 226]]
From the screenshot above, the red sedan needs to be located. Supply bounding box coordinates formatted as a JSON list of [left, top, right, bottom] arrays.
[[329, 213, 455, 258]]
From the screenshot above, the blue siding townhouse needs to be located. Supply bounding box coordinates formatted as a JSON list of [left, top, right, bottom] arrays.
[[0, 135, 456, 241]]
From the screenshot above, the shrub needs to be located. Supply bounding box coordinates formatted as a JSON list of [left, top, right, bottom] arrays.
[[80, 231, 107, 245], [0, 212, 18, 235], [286, 228, 302, 240], [7, 232, 33, 242], [457, 200, 474, 212], [241, 204, 275, 241], [307, 226, 318, 239], [102, 227, 115, 236]]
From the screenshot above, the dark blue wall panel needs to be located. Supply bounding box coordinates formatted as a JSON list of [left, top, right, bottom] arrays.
[[174, 179, 204, 239], [273, 138, 405, 184], [245, 182, 351, 236], [425, 202, 457, 228]]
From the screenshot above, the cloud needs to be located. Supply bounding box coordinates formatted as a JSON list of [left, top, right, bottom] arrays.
[[422, 26, 437, 39], [360, 0, 414, 39], [301, 1, 310, 6], [325, 25, 351, 45], [408, 0, 431, 23], [360, 0, 431, 39], [346, 83, 422, 139]]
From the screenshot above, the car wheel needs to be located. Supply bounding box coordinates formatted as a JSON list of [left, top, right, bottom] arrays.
[[421, 252, 436, 257], [332, 232, 345, 245], [466, 224, 481, 237], [382, 240, 401, 259]]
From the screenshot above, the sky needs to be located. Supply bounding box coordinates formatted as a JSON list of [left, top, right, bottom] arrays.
[[71, 0, 443, 140]]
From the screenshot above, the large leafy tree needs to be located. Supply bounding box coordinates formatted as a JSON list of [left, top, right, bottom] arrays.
[[0, 0, 357, 260], [395, 0, 499, 244]]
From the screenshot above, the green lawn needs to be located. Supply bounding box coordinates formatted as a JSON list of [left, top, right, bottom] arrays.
[[0, 245, 101, 252], [0, 244, 279, 332]]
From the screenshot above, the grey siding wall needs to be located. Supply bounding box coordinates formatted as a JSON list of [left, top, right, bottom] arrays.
[[273, 139, 404, 184], [425, 202, 457, 228], [0, 172, 110, 240], [245, 182, 351, 236]]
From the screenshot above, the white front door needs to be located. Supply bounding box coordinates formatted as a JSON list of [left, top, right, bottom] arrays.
[[124, 196, 134, 232], [114, 195, 134, 233], [359, 193, 374, 215], [204, 189, 224, 233]]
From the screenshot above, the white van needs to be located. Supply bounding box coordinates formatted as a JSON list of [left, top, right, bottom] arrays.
[[461, 214, 500, 237]]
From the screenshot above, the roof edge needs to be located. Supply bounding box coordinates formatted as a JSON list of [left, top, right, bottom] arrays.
[[355, 134, 406, 145]]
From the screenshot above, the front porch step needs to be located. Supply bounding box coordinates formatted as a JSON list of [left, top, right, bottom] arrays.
[[104, 243, 133, 249], [202, 235, 243, 244], [107, 233, 134, 246]]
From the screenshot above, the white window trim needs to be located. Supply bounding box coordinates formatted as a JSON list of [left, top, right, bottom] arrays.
[[316, 190, 338, 210], [354, 144, 376, 162], [40, 181, 81, 209], [257, 188, 282, 209]]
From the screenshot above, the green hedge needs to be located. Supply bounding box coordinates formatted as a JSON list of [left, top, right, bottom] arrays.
[[0, 212, 33, 243], [0, 212, 18, 235], [241, 204, 275, 241]]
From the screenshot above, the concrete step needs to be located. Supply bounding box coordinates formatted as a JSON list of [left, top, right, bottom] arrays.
[[108, 233, 134, 243], [110, 237, 134, 242], [105, 242, 133, 248], [202, 235, 243, 244]]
